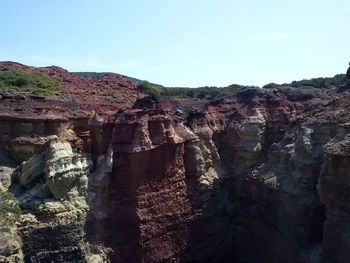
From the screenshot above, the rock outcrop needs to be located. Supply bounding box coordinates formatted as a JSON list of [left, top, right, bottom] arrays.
[[319, 136, 350, 263], [10, 139, 92, 262], [1, 63, 350, 263]]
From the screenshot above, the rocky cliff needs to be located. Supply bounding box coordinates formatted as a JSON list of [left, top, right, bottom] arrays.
[[1, 62, 350, 263]]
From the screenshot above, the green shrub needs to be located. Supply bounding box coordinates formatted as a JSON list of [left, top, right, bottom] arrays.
[[0, 190, 21, 230], [262, 83, 279, 89], [0, 70, 60, 96], [137, 81, 161, 96], [284, 74, 346, 89], [158, 85, 251, 99]]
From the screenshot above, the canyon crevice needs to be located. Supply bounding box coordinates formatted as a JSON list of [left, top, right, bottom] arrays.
[[1, 63, 350, 263]]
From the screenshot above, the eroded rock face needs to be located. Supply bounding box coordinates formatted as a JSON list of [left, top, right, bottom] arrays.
[[319, 136, 350, 263], [2, 79, 350, 263], [8, 139, 97, 262]]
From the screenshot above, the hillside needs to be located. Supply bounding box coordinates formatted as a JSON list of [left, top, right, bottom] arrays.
[[1, 61, 350, 263]]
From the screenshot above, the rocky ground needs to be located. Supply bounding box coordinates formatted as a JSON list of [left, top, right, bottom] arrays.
[[0, 62, 350, 263]]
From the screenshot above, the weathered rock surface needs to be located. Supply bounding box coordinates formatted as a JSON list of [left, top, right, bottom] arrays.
[[319, 136, 350, 263], [7, 139, 98, 262], [1, 62, 350, 263]]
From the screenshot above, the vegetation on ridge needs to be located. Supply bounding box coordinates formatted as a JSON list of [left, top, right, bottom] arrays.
[[138, 81, 257, 99], [138, 74, 348, 99], [262, 74, 347, 89], [0, 70, 60, 96], [137, 81, 161, 96]]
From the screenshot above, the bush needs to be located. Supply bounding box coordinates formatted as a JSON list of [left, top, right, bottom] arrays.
[[158, 85, 252, 99], [287, 74, 346, 89], [0, 70, 60, 96], [0, 190, 21, 230], [137, 81, 161, 96], [262, 83, 279, 89], [262, 74, 347, 90]]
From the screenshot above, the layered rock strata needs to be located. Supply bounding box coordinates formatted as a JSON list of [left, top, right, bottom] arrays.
[[1, 85, 350, 263]]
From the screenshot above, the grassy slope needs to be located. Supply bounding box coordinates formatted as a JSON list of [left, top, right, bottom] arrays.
[[0, 70, 60, 96]]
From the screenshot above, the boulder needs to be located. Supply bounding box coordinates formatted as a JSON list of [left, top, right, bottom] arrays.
[[44, 141, 89, 199], [19, 153, 45, 188]]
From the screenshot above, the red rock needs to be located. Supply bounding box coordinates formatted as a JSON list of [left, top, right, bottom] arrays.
[[2, 62, 350, 263]]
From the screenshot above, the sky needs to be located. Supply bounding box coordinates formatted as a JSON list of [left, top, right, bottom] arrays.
[[0, 0, 349, 87]]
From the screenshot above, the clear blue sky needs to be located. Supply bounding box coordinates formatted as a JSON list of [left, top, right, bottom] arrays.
[[0, 0, 349, 87]]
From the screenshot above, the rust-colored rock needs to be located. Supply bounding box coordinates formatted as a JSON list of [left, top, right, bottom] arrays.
[[1, 62, 350, 263]]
